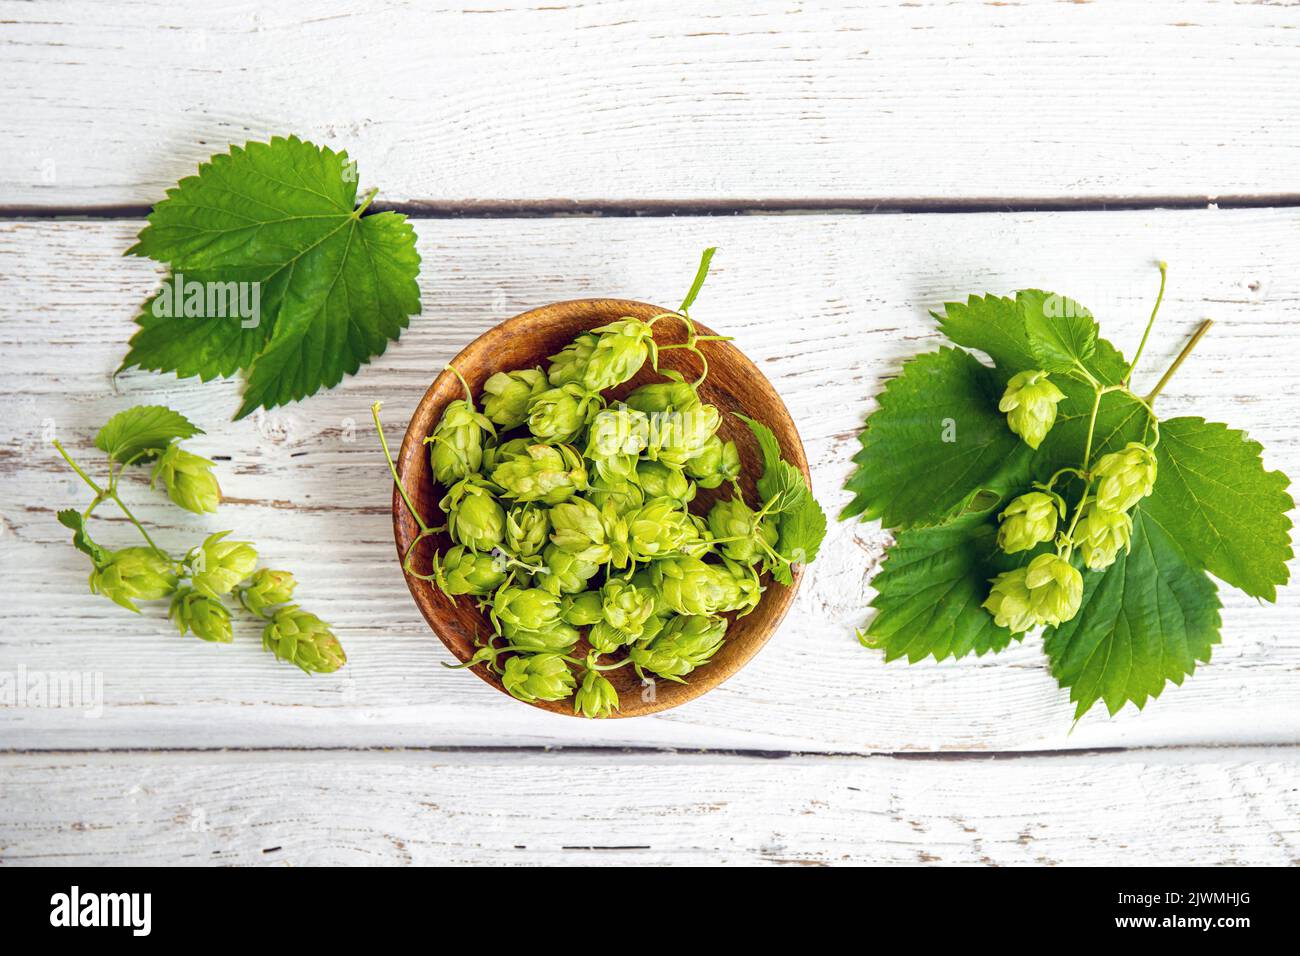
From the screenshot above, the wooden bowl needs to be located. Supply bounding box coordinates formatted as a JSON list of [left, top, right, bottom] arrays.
[[392, 299, 810, 717]]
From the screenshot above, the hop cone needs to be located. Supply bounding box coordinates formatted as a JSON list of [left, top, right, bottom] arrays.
[[434, 545, 506, 597], [600, 579, 656, 638], [1073, 502, 1133, 571], [997, 491, 1061, 554], [239, 568, 296, 615], [262, 606, 346, 674], [493, 586, 562, 634], [684, 436, 741, 490], [526, 384, 598, 444], [647, 403, 721, 467], [504, 505, 550, 558], [583, 318, 653, 391], [650, 556, 730, 616], [711, 558, 762, 616], [629, 498, 700, 560], [588, 620, 636, 654], [441, 478, 506, 552], [1093, 441, 1157, 513], [150, 443, 220, 514], [536, 543, 600, 596], [548, 498, 609, 563], [428, 399, 493, 485], [999, 370, 1065, 449], [574, 669, 620, 718], [635, 459, 695, 505], [546, 333, 598, 388], [630, 614, 727, 681], [982, 567, 1036, 634], [707, 496, 776, 564], [491, 443, 587, 505], [170, 586, 233, 643], [1023, 553, 1083, 627], [189, 531, 257, 599], [625, 370, 700, 414], [587, 477, 646, 514], [501, 653, 577, 703], [506, 621, 581, 653], [560, 590, 604, 626], [481, 368, 547, 429], [90, 547, 178, 612]]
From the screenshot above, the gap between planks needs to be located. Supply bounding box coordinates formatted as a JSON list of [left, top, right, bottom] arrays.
[[7, 194, 1300, 221]]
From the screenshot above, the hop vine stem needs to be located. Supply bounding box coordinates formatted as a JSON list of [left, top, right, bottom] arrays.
[[52, 440, 167, 557], [1145, 319, 1214, 405]]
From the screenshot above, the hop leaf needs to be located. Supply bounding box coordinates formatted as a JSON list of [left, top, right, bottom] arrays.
[[95, 405, 202, 464]]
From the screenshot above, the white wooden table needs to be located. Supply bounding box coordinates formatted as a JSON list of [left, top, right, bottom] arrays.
[[1, 1, 1297, 866]]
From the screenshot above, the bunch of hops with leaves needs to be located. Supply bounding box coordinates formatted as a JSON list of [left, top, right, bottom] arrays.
[[844, 269, 1293, 719], [377, 250, 828, 717], [54, 405, 344, 674]]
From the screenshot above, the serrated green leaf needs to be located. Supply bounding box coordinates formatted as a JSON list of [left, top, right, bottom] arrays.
[[934, 294, 1035, 372], [1044, 510, 1221, 719], [125, 135, 422, 419], [1018, 289, 1099, 375], [57, 509, 107, 564], [861, 513, 1025, 663], [1143, 417, 1294, 601], [94, 405, 202, 464], [737, 413, 828, 572], [842, 347, 1028, 527], [776, 488, 827, 568]]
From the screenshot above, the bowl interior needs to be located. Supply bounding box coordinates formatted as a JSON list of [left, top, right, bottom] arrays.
[[392, 298, 809, 717]]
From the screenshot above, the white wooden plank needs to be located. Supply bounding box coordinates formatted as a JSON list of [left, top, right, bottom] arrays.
[[0, 748, 1294, 865], [3, 1, 1300, 206], [0, 209, 1297, 753]]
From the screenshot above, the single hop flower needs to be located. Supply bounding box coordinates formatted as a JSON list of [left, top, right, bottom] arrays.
[[1072, 502, 1133, 571], [630, 614, 727, 682], [585, 406, 650, 482], [560, 590, 604, 626], [1024, 552, 1084, 627], [526, 384, 600, 444], [492, 586, 562, 635], [433, 545, 507, 597], [997, 491, 1063, 554], [684, 435, 741, 490], [574, 669, 620, 718], [506, 621, 581, 653], [650, 556, 731, 616], [707, 496, 777, 564], [491, 443, 588, 505], [625, 370, 701, 414], [440, 477, 506, 552], [150, 443, 220, 514], [188, 531, 258, 599], [535, 543, 600, 596], [634, 459, 695, 505], [169, 586, 233, 643], [711, 558, 763, 616], [586, 477, 646, 514], [427, 399, 494, 486], [501, 653, 577, 703], [588, 620, 635, 654], [629, 498, 700, 561], [982, 567, 1036, 634], [480, 368, 547, 429], [89, 547, 178, 612], [599, 579, 656, 638], [261, 606, 346, 674], [504, 505, 550, 558], [646, 403, 721, 467], [239, 568, 297, 615], [583, 318, 655, 391], [1092, 441, 1158, 513], [546, 333, 598, 388], [999, 370, 1065, 450]]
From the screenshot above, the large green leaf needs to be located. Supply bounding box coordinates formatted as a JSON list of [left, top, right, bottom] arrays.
[[1044, 510, 1221, 719], [1143, 417, 1294, 601], [95, 405, 202, 464], [934, 294, 1036, 372], [861, 513, 1027, 662], [124, 135, 422, 419], [843, 347, 1029, 528], [1017, 289, 1101, 376]]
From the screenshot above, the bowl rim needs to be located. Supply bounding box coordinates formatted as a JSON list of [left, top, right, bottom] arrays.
[[391, 297, 810, 718]]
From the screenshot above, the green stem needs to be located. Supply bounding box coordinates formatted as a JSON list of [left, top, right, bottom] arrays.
[[445, 363, 474, 403], [54, 440, 166, 555], [372, 402, 432, 534], [1126, 260, 1167, 385], [1145, 319, 1213, 405], [352, 187, 379, 218], [53, 440, 104, 496]]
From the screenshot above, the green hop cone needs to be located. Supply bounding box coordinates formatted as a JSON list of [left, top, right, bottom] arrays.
[[493, 586, 562, 634], [506, 621, 581, 653], [440, 477, 506, 552], [188, 531, 257, 599], [434, 545, 507, 597], [630, 614, 727, 682], [650, 556, 730, 616], [504, 505, 550, 558], [1023, 552, 1084, 627], [707, 496, 777, 564], [526, 384, 600, 444], [982, 567, 1036, 634], [999, 370, 1065, 450], [635, 459, 695, 505], [600, 579, 656, 638], [261, 605, 346, 674], [996, 491, 1063, 554], [684, 435, 741, 489], [712, 557, 763, 616], [574, 669, 620, 719], [169, 586, 233, 643], [583, 318, 654, 391], [239, 568, 297, 615], [560, 590, 604, 626], [585, 406, 650, 482], [548, 497, 608, 563], [536, 543, 601, 595], [546, 332, 598, 388], [89, 546, 178, 612], [427, 399, 495, 486], [491, 443, 588, 505], [150, 443, 221, 514], [588, 620, 635, 654], [625, 370, 701, 414], [480, 368, 547, 429], [646, 403, 721, 466], [586, 477, 646, 514], [501, 653, 577, 703], [1072, 502, 1133, 571], [1092, 441, 1158, 512], [628, 498, 700, 561]]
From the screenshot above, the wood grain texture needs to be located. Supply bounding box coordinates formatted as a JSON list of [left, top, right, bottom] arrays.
[[3, 1, 1300, 207], [0, 210, 1297, 753], [394, 300, 808, 717], [0, 748, 1295, 865]]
